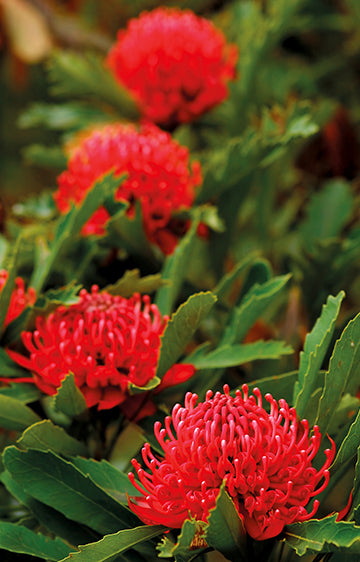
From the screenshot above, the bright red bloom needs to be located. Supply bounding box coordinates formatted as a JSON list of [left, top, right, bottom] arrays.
[[106, 8, 238, 128], [54, 123, 202, 254], [128, 384, 335, 540], [8, 286, 195, 411], [0, 270, 36, 326]]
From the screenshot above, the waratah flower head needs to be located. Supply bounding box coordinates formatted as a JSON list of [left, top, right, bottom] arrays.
[[54, 122, 202, 254], [8, 286, 195, 411], [106, 7, 238, 128], [128, 384, 335, 540], [0, 270, 36, 326]]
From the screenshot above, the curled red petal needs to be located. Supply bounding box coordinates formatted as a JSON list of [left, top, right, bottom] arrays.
[[8, 288, 168, 413], [128, 385, 335, 540]]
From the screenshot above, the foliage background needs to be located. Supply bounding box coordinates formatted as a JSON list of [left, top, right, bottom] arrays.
[[2, 0, 360, 561]]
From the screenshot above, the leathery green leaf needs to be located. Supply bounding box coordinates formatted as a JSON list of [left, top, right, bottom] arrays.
[[1, 470, 98, 547], [316, 310, 360, 435], [3, 447, 138, 535], [172, 519, 208, 562], [0, 521, 75, 560], [104, 269, 166, 298], [18, 419, 88, 457], [0, 233, 24, 335], [59, 525, 164, 561], [213, 253, 255, 305], [155, 211, 201, 316], [294, 291, 345, 420], [0, 394, 40, 431], [352, 447, 360, 524], [71, 456, 139, 502], [206, 482, 247, 562], [53, 372, 87, 417], [0, 382, 41, 403], [31, 171, 123, 293], [0, 347, 30, 377], [156, 291, 217, 379], [190, 340, 293, 369], [247, 370, 299, 404], [284, 514, 360, 556], [332, 408, 360, 472], [222, 274, 291, 345]]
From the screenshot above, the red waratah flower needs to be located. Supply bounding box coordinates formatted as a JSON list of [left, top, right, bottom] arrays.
[[128, 384, 335, 540], [0, 270, 36, 327], [106, 8, 238, 128], [54, 122, 202, 255], [7, 286, 195, 412]]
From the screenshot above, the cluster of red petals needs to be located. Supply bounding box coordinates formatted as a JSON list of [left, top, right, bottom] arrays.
[[106, 7, 238, 128], [0, 270, 36, 327], [8, 286, 195, 412], [128, 384, 335, 540], [54, 123, 202, 254]]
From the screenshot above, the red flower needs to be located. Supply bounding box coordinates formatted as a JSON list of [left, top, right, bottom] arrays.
[[128, 384, 335, 540], [8, 286, 195, 412], [106, 8, 238, 128], [54, 123, 202, 254], [0, 270, 36, 327]]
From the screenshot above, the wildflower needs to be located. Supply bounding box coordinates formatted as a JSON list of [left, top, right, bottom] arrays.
[[128, 384, 335, 540], [0, 270, 36, 326], [54, 122, 202, 254], [106, 7, 238, 128], [7, 286, 195, 412]]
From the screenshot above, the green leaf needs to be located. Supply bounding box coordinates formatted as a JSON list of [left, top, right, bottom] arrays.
[[58, 525, 164, 562], [19, 102, 111, 131], [155, 211, 202, 316], [3, 447, 138, 534], [172, 520, 207, 562], [18, 420, 88, 457], [237, 259, 273, 303], [38, 282, 82, 307], [47, 51, 139, 119], [71, 456, 139, 503], [22, 144, 67, 168], [0, 348, 31, 377], [197, 103, 318, 204], [213, 254, 256, 305], [12, 190, 57, 220], [0, 233, 24, 335], [157, 534, 176, 558], [206, 483, 247, 562], [30, 171, 124, 293], [0, 382, 41, 403], [1, 470, 98, 547], [352, 447, 360, 524], [316, 310, 360, 436], [128, 376, 161, 394], [222, 274, 291, 345], [106, 200, 153, 258], [299, 179, 354, 250], [0, 395, 40, 431], [294, 291, 345, 420], [104, 269, 167, 298], [327, 393, 360, 436], [53, 373, 88, 417], [0, 521, 74, 560], [190, 340, 293, 369], [156, 292, 217, 379], [284, 514, 360, 556], [332, 408, 360, 472], [247, 370, 299, 404]]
